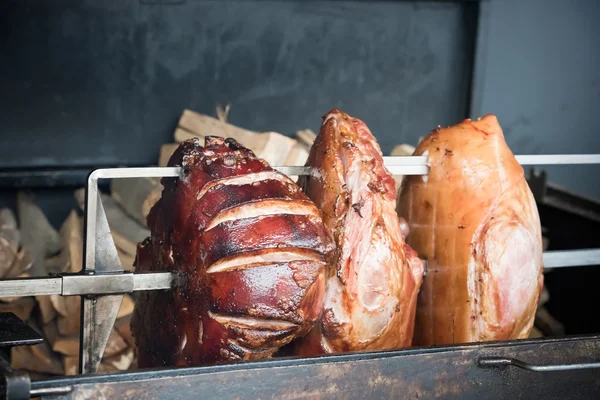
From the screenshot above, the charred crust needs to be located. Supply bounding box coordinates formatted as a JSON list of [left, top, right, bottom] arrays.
[[351, 198, 365, 218], [458, 225, 465, 229], [205, 136, 225, 146], [444, 149, 453, 156]]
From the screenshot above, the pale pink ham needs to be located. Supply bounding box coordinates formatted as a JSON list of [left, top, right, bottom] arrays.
[[397, 115, 544, 345], [293, 109, 424, 355]]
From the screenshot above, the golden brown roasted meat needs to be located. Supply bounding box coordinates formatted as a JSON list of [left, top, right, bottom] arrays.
[[397, 115, 544, 345], [131, 136, 334, 367], [294, 109, 424, 355]]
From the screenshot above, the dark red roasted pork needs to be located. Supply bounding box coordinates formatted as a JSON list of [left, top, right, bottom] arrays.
[[131, 136, 334, 367]]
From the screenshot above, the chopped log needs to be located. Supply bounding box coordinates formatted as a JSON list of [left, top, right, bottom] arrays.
[[73, 190, 149, 245], [56, 297, 81, 336], [36, 295, 57, 324], [0, 297, 35, 321], [117, 295, 135, 319], [118, 247, 136, 272], [295, 129, 316, 150], [0, 208, 20, 251], [104, 347, 135, 370], [4, 248, 33, 279], [0, 236, 17, 278], [159, 143, 180, 167], [0, 208, 19, 277], [174, 126, 199, 143], [104, 329, 128, 358], [98, 362, 119, 373], [58, 210, 83, 274], [283, 142, 309, 166], [175, 109, 297, 166], [115, 315, 134, 347], [100, 194, 150, 244], [42, 319, 59, 348], [110, 177, 162, 227], [73, 188, 85, 212], [390, 144, 416, 157], [50, 295, 68, 317], [12, 343, 63, 375], [17, 193, 62, 276], [112, 231, 138, 257], [53, 335, 79, 356], [63, 355, 79, 376]]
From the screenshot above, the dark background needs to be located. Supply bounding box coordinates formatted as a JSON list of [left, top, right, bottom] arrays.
[[0, 0, 599, 335]]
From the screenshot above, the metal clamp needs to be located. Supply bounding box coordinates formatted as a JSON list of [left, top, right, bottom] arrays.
[[479, 357, 600, 372]]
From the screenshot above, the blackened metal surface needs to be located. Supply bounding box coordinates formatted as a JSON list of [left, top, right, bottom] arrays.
[[1, 356, 31, 400], [0, 313, 44, 348], [0, 0, 477, 169], [32, 336, 600, 399]]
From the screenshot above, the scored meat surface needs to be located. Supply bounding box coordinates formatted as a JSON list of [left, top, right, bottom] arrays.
[[397, 115, 544, 345], [131, 136, 334, 367], [293, 109, 424, 355]]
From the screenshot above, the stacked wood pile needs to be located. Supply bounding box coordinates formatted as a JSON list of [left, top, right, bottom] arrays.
[[1, 106, 560, 379]]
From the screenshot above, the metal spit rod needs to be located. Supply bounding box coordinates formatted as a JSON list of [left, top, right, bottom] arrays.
[[0, 248, 596, 298], [1, 153, 600, 376]]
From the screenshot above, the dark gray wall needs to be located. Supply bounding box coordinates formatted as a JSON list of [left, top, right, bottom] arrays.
[[0, 0, 476, 170], [471, 0, 600, 199]]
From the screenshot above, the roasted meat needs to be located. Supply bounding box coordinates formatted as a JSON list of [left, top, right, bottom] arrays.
[[293, 109, 424, 355], [397, 115, 544, 345], [131, 136, 334, 367]]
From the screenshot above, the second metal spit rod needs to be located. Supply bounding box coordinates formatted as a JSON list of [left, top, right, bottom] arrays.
[[0, 248, 596, 299]]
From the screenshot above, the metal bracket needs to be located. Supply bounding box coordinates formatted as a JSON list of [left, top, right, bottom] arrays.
[[479, 357, 600, 372]]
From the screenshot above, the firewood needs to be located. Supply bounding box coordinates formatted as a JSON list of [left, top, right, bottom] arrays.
[[42, 319, 59, 348], [63, 355, 79, 376], [174, 126, 199, 143], [104, 347, 134, 371], [0, 208, 19, 277], [73, 189, 150, 245], [283, 142, 309, 166], [12, 343, 63, 375], [118, 247, 136, 272], [110, 177, 162, 227], [50, 295, 68, 317], [117, 295, 135, 319], [58, 210, 83, 273], [98, 362, 119, 373], [0, 297, 35, 321], [3, 248, 33, 279], [74, 188, 85, 212], [175, 109, 297, 166], [53, 335, 79, 356], [36, 295, 57, 324], [104, 329, 128, 358], [100, 194, 150, 244], [159, 143, 179, 167], [0, 236, 17, 278], [295, 129, 316, 150], [115, 315, 134, 347], [0, 208, 19, 251], [17, 193, 62, 276], [56, 297, 81, 336]]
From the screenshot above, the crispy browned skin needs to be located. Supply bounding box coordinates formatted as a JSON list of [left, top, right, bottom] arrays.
[[398, 115, 544, 345], [293, 109, 424, 355], [131, 137, 334, 367]]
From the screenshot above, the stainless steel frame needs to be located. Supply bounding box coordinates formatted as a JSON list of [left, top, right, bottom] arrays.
[[1, 153, 600, 376]]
